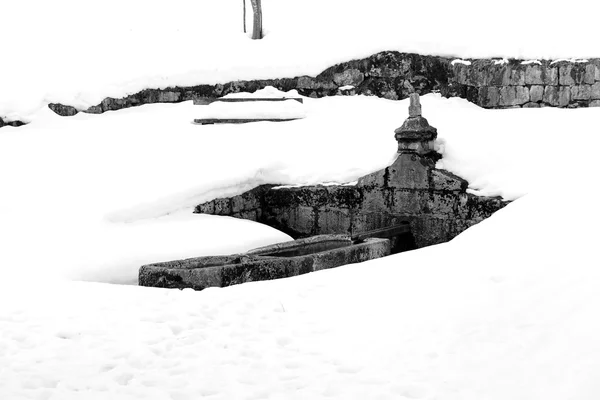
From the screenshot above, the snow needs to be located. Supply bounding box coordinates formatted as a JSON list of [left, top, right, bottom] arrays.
[[196, 100, 306, 120], [2, 1, 600, 398], [521, 60, 542, 65], [551, 58, 590, 64], [1, 179, 600, 399], [1, 95, 600, 400], [2, 0, 600, 122], [451, 59, 472, 66], [222, 87, 301, 99]]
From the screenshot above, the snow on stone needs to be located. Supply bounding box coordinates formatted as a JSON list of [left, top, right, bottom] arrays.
[[338, 85, 356, 91], [196, 99, 306, 120], [451, 59, 472, 66], [521, 59, 542, 65], [551, 58, 591, 65], [222, 86, 301, 99], [494, 58, 509, 65]]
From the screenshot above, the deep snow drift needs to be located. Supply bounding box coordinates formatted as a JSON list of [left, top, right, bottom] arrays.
[[2, 0, 600, 122], [1, 179, 599, 400], [2, 65, 600, 400]]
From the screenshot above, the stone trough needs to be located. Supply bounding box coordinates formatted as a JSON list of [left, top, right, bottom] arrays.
[[139, 234, 390, 290]]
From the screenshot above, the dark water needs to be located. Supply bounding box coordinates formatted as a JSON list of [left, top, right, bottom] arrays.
[[260, 241, 351, 258]]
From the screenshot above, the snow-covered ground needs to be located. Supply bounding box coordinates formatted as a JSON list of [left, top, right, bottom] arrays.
[[2, 0, 600, 122], [2, 1, 600, 398], [1, 180, 599, 400], [1, 92, 600, 398]]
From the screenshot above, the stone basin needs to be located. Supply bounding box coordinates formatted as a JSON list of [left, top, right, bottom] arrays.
[[139, 234, 390, 290]]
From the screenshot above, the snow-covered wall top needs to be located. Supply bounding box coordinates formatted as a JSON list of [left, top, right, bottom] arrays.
[[38, 52, 600, 124], [2, 0, 599, 122]]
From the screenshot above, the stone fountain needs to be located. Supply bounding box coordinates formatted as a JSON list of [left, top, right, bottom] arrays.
[[139, 95, 508, 290], [195, 94, 507, 249]]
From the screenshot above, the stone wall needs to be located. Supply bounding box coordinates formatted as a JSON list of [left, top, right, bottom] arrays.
[[46, 52, 598, 118], [3, 51, 598, 129], [195, 154, 507, 249], [450, 59, 600, 108]]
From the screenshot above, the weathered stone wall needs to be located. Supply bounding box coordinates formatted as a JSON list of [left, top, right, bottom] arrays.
[[4, 51, 598, 129], [450, 59, 600, 108], [45, 52, 598, 119], [195, 153, 507, 249]]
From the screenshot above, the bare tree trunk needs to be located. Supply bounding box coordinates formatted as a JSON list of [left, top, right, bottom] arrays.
[[242, 0, 246, 33], [250, 0, 262, 40]]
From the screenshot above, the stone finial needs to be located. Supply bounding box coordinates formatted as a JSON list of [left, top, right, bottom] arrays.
[[408, 93, 421, 117], [394, 93, 437, 155]]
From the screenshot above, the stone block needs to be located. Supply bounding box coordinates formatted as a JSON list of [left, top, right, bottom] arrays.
[[479, 86, 500, 107], [158, 91, 181, 102], [317, 207, 352, 234], [529, 85, 544, 102], [471, 65, 490, 86], [592, 82, 600, 100], [391, 190, 422, 215], [329, 186, 363, 209], [297, 76, 319, 89], [516, 86, 530, 104], [499, 86, 527, 106], [427, 193, 458, 217], [431, 169, 467, 191], [499, 86, 516, 106], [559, 63, 589, 85], [591, 100, 600, 107], [488, 66, 511, 86], [558, 86, 571, 107], [238, 210, 259, 221], [333, 68, 364, 87], [571, 85, 592, 101], [522, 102, 541, 108], [213, 198, 232, 215], [386, 154, 430, 190], [452, 63, 469, 85], [285, 206, 317, 235], [543, 86, 559, 106], [585, 64, 596, 84], [559, 64, 575, 85], [231, 192, 260, 214], [594, 60, 600, 81], [197, 200, 215, 214], [361, 187, 389, 212], [544, 66, 559, 85], [524, 65, 544, 85], [509, 67, 525, 86], [357, 169, 385, 187]]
